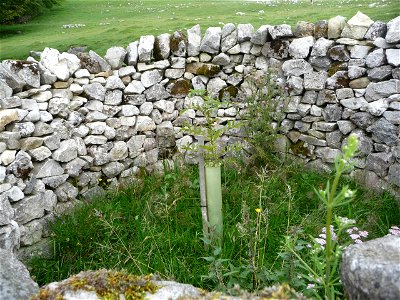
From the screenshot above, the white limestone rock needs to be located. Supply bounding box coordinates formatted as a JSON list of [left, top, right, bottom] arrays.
[[126, 41, 139, 66], [187, 24, 201, 57], [328, 15, 347, 39], [138, 35, 155, 62], [289, 36, 314, 59], [200, 27, 222, 54], [385, 16, 400, 44], [124, 80, 145, 94], [341, 12, 374, 40]]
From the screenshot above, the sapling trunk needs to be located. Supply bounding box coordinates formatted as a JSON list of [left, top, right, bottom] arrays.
[[205, 165, 223, 245]]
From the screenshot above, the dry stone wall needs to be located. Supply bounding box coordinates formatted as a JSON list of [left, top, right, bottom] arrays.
[[0, 12, 399, 257]]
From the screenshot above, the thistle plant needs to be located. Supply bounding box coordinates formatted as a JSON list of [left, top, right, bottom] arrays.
[[283, 134, 359, 299]]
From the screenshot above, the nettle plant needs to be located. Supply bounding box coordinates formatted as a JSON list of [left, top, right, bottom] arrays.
[[282, 134, 360, 299]]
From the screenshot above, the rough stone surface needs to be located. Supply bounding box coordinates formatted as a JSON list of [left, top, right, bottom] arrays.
[[341, 236, 400, 300], [0, 248, 39, 299]]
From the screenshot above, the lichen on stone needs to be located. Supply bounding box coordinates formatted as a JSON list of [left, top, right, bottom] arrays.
[[30, 269, 159, 300]]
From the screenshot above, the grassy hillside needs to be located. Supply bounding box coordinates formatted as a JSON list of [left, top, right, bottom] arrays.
[[1, 0, 399, 60]]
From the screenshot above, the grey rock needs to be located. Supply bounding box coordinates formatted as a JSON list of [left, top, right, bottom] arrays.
[[55, 182, 79, 202], [328, 15, 347, 39], [89, 50, 112, 72], [0, 80, 13, 99], [0, 96, 21, 109], [261, 40, 290, 59], [141, 70, 163, 88], [383, 111, 400, 125], [385, 16, 400, 44], [366, 98, 389, 116], [0, 248, 39, 298], [350, 45, 371, 59], [293, 21, 314, 37], [289, 36, 314, 58], [125, 80, 145, 94], [102, 162, 125, 178], [282, 59, 313, 76], [386, 49, 400, 67], [367, 118, 399, 146], [187, 25, 201, 57], [237, 24, 254, 43], [326, 71, 349, 89], [304, 71, 327, 90], [200, 27, 221, 54], [341, 235, 400, 300], [110, 141, 128, 161], [0, 221, 20, 252], [28, 146, 52, 161], [314, 20, 328, 38], [365, 79, 400, 102], [41, 174, 69, 189], [0, 194, 14, 226], [65, 157, 89, 177], [251, 25, 271, 45], [207, 77, 227, 97], [127, 135, 146, 158], [155, 33, 171, 60], [311, 38, 334, 57], [315, 147, 341, 163], [286, 76, 303, 95], [269, 24, 292, 39], [212, 53, 231, 66], [366, 48, 385, 68], [221, 23, 237, 53], [323, 104, 342, 122], [366, 152, 394, 176], [165, 68, 184, 79], [83, 82, 106, 101], [170, 31, 187, 57], [105, 75, 125, 90], [12, 193, 45, 223], [350, 112, 376, 129], [104, 47, 127, 69], [364, 21, 387, 40], [156, 121, 175, 148], [138, 35, 155, 62], [328, 45, 350, 62], [104, 90, 123, 106], [34, 159, 64, 178], [299, 134, 327, 146], [336, 88, 354, 100], [340, 97, 368, 110], [136, 116, 156, 132], [341, 12, 373, 40], [7, 151, 33, 179], [367, 65, 392, 81], [388, 164, 400, 187], [145, 84, 170, 101], [126, 41, 139, 66]]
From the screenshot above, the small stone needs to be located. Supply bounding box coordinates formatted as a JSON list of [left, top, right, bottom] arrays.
[[385, 16, 400, 44]]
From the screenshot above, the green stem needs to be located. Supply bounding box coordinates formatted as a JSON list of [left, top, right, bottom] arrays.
[[325, 170, 341, 299]]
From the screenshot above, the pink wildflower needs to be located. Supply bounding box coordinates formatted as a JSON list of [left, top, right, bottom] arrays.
[[315, 238, 326, 246], [355, 239, 363, 244], [359, 230, 369, 237], [350, 233, 360, 240]]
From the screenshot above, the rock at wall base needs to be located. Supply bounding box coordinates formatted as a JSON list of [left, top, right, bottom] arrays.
[[340, 235, 400, 300], [0, 248, 39, 300]]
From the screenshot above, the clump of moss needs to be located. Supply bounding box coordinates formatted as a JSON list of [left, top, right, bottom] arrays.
[[170, 78, 192, 97], [219, 86, 238, 100], [31, 270, 159, 300], [196, 64, 220, 77]]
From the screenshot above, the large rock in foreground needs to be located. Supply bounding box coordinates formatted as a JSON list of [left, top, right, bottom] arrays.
[[0, 248, 39, 300], [31, 269, 307, 300], [340, 235, 400, 300]]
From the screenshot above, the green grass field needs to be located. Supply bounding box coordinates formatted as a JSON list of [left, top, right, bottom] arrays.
[[1, 0, 399, 61]]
